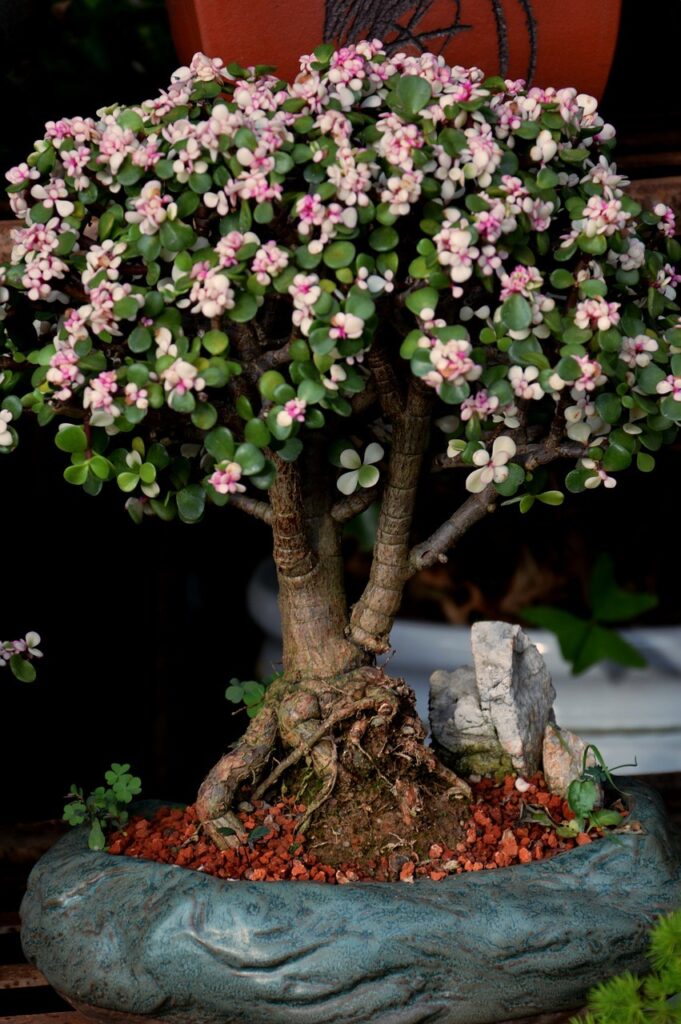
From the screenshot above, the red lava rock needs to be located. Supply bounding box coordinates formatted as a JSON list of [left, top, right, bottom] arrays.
[[106, 772, 607, 883]]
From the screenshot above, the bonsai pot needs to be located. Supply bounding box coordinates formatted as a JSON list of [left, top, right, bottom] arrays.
[[165, 0, 622, 98], [248, 560, 681, 774], [20, 781, 681, 1024]]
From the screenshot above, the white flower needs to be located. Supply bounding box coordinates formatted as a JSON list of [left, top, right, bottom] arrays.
[[508, 365, 544, 401], [529, 129, 558, 163], [465, 436, 517, 493], [0, 409, 13, 447], [336, 442, 384, 495], [581, 458, 616, 489]]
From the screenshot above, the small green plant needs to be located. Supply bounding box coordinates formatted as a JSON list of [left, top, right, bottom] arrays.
[[573, 909, 681, 1023], [63, 763, 142, 850], [528, 745, 632, 838], [225, 673, 280, 718], [523, 553, 658, 674]]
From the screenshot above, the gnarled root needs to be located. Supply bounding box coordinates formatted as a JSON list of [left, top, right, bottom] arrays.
[[197, 666, 471, 855]]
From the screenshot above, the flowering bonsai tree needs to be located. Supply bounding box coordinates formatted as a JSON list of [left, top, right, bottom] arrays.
[[1, 42, 679, 853]]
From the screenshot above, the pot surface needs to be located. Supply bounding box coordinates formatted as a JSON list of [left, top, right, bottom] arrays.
[[166, 0, 621, 98], [21, 781, 681, 1024]]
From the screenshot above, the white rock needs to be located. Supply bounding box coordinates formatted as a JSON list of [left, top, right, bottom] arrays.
[[471, 621, 556, 776]]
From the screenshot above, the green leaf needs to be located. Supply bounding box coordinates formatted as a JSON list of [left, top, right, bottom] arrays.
[[522, 607, 591, 665], [117, 471, 139, 492], [191, 403, 218, 430], [392, 75, 433, 117], [205, 426, 235, 461], [500, 293, 532, 331], [235, 442, 266, 475], [405, 287, 439, 316], [228, 292, 259, 323], [9, 655, 36, 683], [159, 219, 195, 252], [550, 269, 574, 290], [202, 330, 230, 355], [323, 241, 356, 269], [88, 820, 107, 851], [117, 109, 144, 132], [297, 379, 325, 403], [369, 226, 399, 252], [55, 425, 88, 453], [573, 624, 647, 674], [114, 296, 139, 320], [601, 443, 631, 472], [176, 484, 206, 523], [244, 418, 271, 447], [128, 327, 152, 353], [589, 553, 658, 623], [567, 778, 598, 819]]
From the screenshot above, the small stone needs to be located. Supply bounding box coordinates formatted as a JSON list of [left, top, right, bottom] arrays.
[[471, 622, 556, 776], [515, 777, 531, 793], [542, 723, 600, 800]]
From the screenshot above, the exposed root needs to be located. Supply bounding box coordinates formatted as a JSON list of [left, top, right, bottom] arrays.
[[198, 666, 472, 862], [251, 692, 387, 802]]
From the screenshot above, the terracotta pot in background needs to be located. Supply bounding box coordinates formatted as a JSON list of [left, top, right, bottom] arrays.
[[166, 0, 621, 98]]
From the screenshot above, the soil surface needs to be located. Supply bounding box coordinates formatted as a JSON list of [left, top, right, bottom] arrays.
[[108, 773, 624, 883]]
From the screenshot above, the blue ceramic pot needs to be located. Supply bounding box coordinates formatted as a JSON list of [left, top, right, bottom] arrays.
[[21, 780, 681, 1024]]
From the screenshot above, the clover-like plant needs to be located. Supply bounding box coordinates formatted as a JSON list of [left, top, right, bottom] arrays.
[[63, 763, 142, 850], [1, 43, 679, 852]]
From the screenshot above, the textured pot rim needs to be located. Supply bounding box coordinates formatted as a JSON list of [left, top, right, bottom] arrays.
[[20, 779, 681, 1024]]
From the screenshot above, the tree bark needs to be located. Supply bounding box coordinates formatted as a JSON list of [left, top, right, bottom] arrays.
[[348, 381, 432, 653], [270, 456, 364, 679]]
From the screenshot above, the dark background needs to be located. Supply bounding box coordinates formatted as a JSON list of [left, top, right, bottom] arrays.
[[1, 0, 680, 823]]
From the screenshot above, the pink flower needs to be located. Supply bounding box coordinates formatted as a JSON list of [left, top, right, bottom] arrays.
[[47, 346, 84, 400], [509, 365, 544, 401], [124, 382, 149, 410], [571, 355, 606, 393], [251, 241, 289, 285], [329, 312, 364, 340], [125, 181, 176, 235], [276, 398, 307, 427], [619, 335, 658, 369], [189, 268, 235, 318], [466, 436, 517, 493], [460, 389, 500, 421], [581, 459, 616, 489], [500, 265, 543, 299], [210, 462, 246, 495], [83, 370, 119, 417], [656, 374, 681, 401], [161, 359, 205, 397], [574, 298, 620, 332], [579, 195, 631, 238], [5, 163, 38, 187], [30, 178, 74, 218], [654, 203, 676, 238], [426, 337, 482, 391]]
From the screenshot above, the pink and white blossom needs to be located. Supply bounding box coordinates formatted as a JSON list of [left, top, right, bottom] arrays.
[[656, 374, 681, 401], [276, 398, 307, 428], [619, 335, 658, 369], [465, 436, 517, 493], [210, 461, 246, 494]]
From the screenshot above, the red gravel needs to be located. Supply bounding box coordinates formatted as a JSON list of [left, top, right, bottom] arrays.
[[108, 773, 620, 883]]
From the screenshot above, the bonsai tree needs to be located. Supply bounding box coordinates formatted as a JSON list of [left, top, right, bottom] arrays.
[[1, 43, 679, 855]]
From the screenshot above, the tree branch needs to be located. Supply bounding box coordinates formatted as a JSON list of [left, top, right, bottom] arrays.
[[411, 439, 585, 574], [330, 482, 381, 524], [348, 380, 432, 653], [269, 457, 316, 578], [431, 440, 584, 474], [366, 335, 405, 419], [408, 485, 497, 575], [228, 493, 272, 524]]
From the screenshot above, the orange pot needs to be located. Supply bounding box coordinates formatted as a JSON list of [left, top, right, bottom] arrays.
[[166, 0, 621, 99]]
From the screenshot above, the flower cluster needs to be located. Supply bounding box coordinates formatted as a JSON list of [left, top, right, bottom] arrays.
[[0, 41, 678, 521]]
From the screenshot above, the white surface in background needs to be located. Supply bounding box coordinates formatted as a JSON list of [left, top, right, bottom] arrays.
[[248, 561, 681, 774]]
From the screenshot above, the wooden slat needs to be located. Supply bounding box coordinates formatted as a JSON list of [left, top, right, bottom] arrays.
[[0, 962, 47, 989], [0, 912, 19, 936], [0, 1016, 88, 1023]]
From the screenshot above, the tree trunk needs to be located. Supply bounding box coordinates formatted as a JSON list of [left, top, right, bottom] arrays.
[[270, 453, 365, 680]]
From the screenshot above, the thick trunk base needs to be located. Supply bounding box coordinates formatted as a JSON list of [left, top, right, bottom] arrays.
[[196, 667, 471, 869]]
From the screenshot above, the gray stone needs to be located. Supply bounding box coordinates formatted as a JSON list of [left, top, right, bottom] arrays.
[[429, 667, 513, 775], [543, 723, 600, 800], [471, 621, 556, 776], [429, 622, 555, 777], [20, 784, 681, 1024]]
